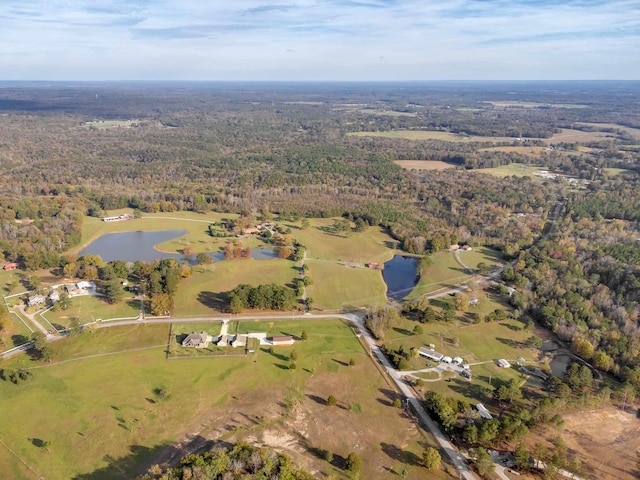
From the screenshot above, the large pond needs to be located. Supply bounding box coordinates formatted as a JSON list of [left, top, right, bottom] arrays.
[[382, 255, 420, 301], [79, 230, 279, 263]]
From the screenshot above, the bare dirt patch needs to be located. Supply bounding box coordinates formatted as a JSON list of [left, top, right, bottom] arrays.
[[530, 407, 640, 479], [395, 160, 456, 170]]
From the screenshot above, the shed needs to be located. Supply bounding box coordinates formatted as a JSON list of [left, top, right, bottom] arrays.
[[442, 356, 453, 363], [496, 359, 511, 368], [270, 335, 295, 346], [418, 347, 443, 362]]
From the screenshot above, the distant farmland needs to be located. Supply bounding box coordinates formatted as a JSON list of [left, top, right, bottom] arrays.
[[394, 160, 456, 170]]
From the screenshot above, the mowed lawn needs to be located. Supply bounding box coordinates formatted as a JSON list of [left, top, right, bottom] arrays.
[[44, 294, 140, 328], [305, 260, 388, 310], [405, 252, 470, 300], [286, 220, 395, 263], [173, 258, 300, 316], [383, 315, 539, 406], [0, 320, 447, 479]]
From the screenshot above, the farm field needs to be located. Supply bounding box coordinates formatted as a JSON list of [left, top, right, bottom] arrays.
[[576, 122, 640, 139], [394, 160, 457, 170], [479, 145, 546, 157], [483, 101, 588, 109], [526, 408, 640, 480], [404, 248, 500, 301], [173, 258, 299, 316], [304, 260, 387, 310], [473, 164, 544, 178], [546, 128, 617, 144], [287, 220, 395, 263], [348, 126, 623, 146], [0, 320, 451, 479]]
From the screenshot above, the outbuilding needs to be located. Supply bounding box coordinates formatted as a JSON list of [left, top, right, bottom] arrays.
[[418, 347, 443, 362]]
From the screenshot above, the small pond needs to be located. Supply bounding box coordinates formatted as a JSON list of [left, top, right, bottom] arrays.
[[382, 255, 420, 301], [549, 353, 572, 378], [79, 230, 279, 264]]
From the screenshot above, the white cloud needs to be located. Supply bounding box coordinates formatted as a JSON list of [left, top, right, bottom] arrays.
[[0, 0, 637, 79]]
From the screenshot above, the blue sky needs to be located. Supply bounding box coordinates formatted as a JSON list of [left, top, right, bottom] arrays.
[[0, 0, 638, 80]]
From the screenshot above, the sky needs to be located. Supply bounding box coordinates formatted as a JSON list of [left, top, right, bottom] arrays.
[[0, 0, 639, 81]]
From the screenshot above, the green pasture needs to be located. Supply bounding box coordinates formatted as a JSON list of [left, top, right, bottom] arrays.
[[405, 252, 470, 300], [287, 220, 396, 263], [0, 320, 440, 479], [173, 258, 299, 316], [77, 211, 241, 255], [44, 295, 139, 328], [384, 312, 536, 368], [456, 247, 503, 271], [304, 260, 388, 311], [383, 314, 538, 406], [604, 168, 632, 177], [473, 164, 543, 178]]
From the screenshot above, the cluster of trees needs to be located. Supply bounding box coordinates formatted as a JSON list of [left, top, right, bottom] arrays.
[[503, 188, 640, 387], [227, 283, 297, 313], [363, 307, 402, 340], [140, 442, 314, 480]]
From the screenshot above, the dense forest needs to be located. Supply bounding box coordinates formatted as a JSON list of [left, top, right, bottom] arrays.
[[1, 81, 639, 390]]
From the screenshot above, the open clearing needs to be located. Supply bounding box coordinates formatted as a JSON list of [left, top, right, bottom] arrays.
[[394, 160, 457, 170], [347, 130, 520, 143], [484, 101, 588, 109], [0, 321, 451, 479], [527, 408, 640, 480], [305, 260, 387, 310], [576, 122, 640, 139], [405, 248, 501, 300], [174, 258, 299, 316], [473, 164, 544, 178]]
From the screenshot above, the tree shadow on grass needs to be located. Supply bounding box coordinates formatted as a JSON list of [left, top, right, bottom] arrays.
[[380, 443, 421, 466], [11, 334, 30, 347], [305, 394, 327, 406], [197, 291, 228, 311], [392, 327, 413, 336], [72, 444, 170, 480]]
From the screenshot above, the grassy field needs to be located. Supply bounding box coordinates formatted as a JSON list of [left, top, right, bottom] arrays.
[[286, 221, 396, 263], [472, 163, 543, 178], [43, 295, 139, 329], [394, 160, 457, 170], [359, 109, 418, 117], [576, 122, 640, 139], [485, 101, 588, 109], [77, 210, 241, 255], [479, 145, 546, 157], [173, 258, 299, 316], [0, 320, 450, 479], [305, 260, 388, 310], [383, 312, 539, 406], [404, 249, 499, 300]]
